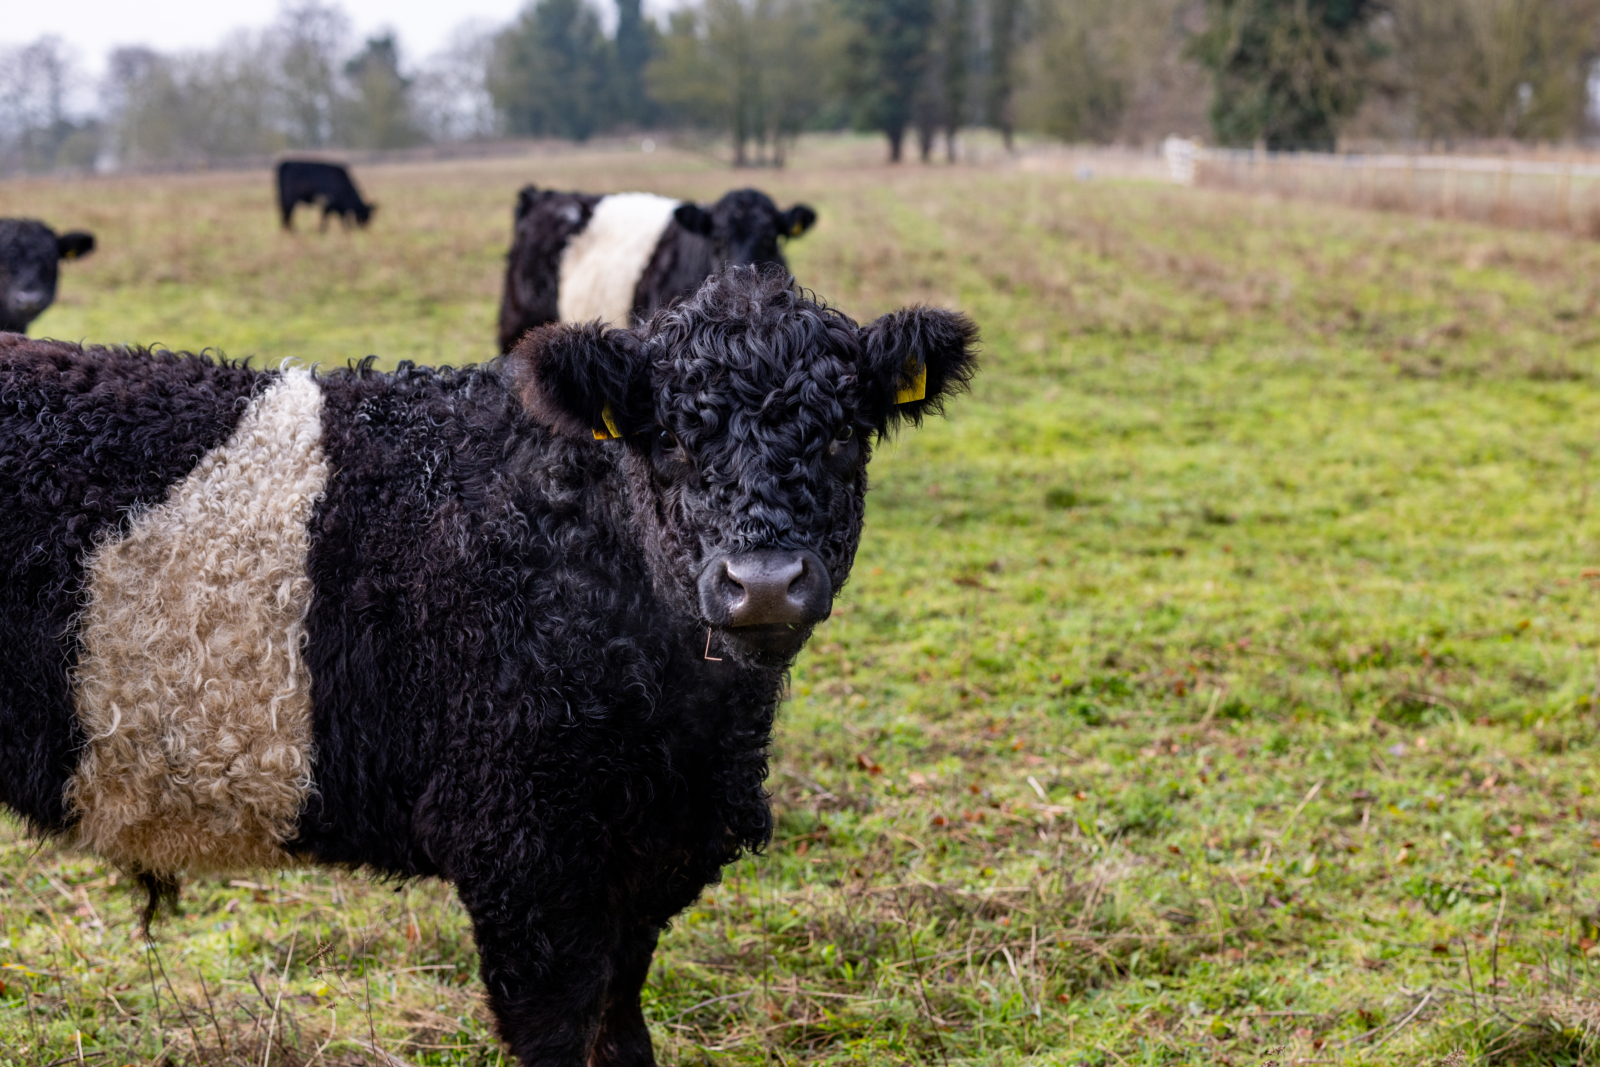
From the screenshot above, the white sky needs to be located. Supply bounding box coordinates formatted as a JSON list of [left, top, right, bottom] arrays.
[[3, 0, 671, 80]]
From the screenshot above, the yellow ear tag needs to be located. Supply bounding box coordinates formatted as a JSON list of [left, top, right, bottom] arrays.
[[592, 402, 623, 440], [895, 360, 927, 404], [790, 222, 805, 236]]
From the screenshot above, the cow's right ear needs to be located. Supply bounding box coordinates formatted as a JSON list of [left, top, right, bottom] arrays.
[[515, 186, 538, 221], [57, 231, 95, 261], [855, 307, 979, 434], [674, 203, 714, 236], [507, 322, 652, 440]]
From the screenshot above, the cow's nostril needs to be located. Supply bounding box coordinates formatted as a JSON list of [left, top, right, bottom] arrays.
[[699, 550, 832, 629]]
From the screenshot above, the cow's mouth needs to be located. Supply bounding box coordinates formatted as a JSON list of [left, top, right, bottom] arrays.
[[697, 550, 831, 663], [714, 623, 813, 661]]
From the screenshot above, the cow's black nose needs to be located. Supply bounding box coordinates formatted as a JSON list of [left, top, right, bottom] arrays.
[[11, 290, 47, 312], [699, 550, 832, 628]]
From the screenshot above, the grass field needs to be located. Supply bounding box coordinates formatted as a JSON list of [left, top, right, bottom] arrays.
[[6, 137, 1600, 1066]]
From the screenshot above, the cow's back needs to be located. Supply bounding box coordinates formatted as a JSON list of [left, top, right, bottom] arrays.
[[0, 338, 265, 833], [498, 190, 601, 351]]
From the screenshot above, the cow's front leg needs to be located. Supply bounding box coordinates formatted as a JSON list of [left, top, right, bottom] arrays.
[[459, 885, 618, 1067], [589, 924, 660, 1067]]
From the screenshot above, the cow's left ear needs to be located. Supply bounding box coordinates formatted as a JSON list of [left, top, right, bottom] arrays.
[[856, 307, 979, 433], [507, 321, 652, 440], [57, 231, 95, 261], [514, 186, 538, 221], [780, 204, 816, 238]]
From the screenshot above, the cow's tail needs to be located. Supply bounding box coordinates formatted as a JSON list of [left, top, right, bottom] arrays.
[[135, 870, 182, 933]]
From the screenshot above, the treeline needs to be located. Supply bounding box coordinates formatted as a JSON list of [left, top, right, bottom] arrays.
[[2, 0, 1598, 175], [0, 4, 494, 174]]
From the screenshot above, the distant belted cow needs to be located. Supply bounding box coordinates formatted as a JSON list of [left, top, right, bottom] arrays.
[[0, 219, 96, 334], [496, 186, 816, 351], [277, 160, 376, 231]]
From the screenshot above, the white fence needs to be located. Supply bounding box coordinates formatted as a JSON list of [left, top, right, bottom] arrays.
[[1184, 145, 1600, 236]]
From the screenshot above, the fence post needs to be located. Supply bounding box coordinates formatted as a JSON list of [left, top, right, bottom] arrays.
[[1494, 160, 1510, 225], [1559, 165, 1573, 233]]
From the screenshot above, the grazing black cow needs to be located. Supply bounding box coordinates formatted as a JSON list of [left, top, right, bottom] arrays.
[[0, 267, 977, 1067], [0, 219, 95, 334], [497, 186, 816, 351], [276, 159, 375, 231]]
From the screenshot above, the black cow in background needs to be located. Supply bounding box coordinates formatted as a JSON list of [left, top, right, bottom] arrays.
[[0, 219, 95, 334], [497, 187, 816, 352], [277, 160, 376, 231]]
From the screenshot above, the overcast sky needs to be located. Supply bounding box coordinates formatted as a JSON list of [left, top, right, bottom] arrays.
[[3, 0, 663, 78]]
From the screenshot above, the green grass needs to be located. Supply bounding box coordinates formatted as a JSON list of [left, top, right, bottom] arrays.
[[7, 138, 1600, 1065]]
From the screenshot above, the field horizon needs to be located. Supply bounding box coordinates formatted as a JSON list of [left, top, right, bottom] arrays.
[[5, 139, 1600, 1066]]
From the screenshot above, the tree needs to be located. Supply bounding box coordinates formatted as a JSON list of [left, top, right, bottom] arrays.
[[413, 23, 499, 142], [616, 0, 659, 125], [1015, 0, 1131, 143], [1393, 0, 1600, 141], [940, 0, 972, 158], [0, 37, 99, 174], [841, 0, 938, 161], [341, 35, 424, 148], [648, 0, 826, 165], [985, 0, 1023, 149], [489, 0, 617, 140], [912, 0, 972, 161], [103, 34, 285, 167], [273, 1, 350, 148], [1190, 0, 1384, 150]]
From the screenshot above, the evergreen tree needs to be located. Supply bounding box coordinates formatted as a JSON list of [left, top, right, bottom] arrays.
[[616, 0, 658, 125], [941, 0, 971, 159], [841, 0, 938, 162], [985, 0, 1022, 150], [341, 35, 424, 148], [489, 0, 617, 140], [1191, 0, 1383, 150]]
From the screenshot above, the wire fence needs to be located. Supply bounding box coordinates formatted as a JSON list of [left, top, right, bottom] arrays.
[[1180, 144, 1600, 237]]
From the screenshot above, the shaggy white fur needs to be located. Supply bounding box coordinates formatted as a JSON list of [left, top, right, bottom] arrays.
[[558, 193, 680, 327], [67, 370, 329, 874]]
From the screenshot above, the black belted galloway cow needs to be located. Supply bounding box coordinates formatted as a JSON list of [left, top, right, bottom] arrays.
[[0, 267, 977, 1067], [497, 186, 816, 351], [277, 159, 375, 230]]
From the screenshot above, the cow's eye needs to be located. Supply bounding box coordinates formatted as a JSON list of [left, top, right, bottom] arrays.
[[658, 429, 680, 452], [834, 425, 854, 443]]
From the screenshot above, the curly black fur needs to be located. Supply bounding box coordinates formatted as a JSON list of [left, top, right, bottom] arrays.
[[0, 219, 96, 334], [0, 337, 263, 832]]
